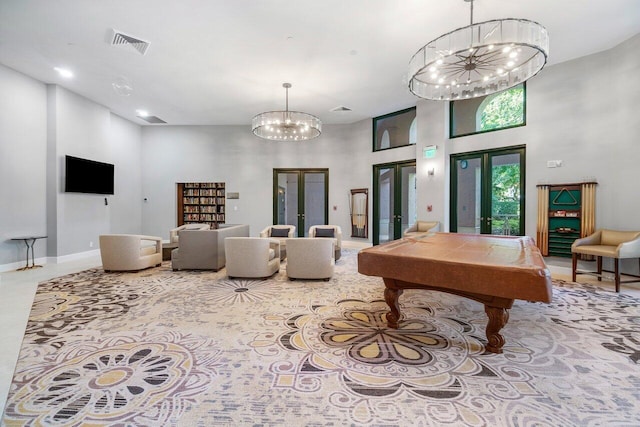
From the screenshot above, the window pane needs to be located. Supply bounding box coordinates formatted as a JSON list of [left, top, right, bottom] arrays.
[[373, 107, 417, 151], [450, 83, 525, 138]]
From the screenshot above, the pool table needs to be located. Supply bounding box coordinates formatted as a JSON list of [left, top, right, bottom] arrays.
[[358, 233, 553, 354]]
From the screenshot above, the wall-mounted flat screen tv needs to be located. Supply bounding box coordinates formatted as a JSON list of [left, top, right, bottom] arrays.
[[64, 155, 114, 195]]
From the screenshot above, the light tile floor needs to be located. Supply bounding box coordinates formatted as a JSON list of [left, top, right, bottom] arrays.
[[1, 251, 638, 416]]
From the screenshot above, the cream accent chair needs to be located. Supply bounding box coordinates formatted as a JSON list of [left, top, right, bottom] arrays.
[[285, 238, 335, 281], [169, 223, 210, 243], [308, 225, 342, 261], [260, 225, 296, 259], [225, 237, 281, 279], [99, 234, 162, 272], [572, 229, 640, 292], [403, 221, 440, 237]]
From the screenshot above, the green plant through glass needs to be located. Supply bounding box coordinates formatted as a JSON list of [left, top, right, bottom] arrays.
[[480, 86, 524, 131], [492, 163, 520, 235]]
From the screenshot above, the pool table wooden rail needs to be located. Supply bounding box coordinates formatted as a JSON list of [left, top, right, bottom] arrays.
[[358, 233, 552, 354]]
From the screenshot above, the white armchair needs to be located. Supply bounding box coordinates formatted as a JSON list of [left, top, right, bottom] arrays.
[[169, 223, 210, 243], [308, 225, 342, 261], [260, 225, 296, 259], [403, 221, 440, 238], [224, 237, 281, 279], [285, 238, 335, 281], [99, 234, 162, 272]]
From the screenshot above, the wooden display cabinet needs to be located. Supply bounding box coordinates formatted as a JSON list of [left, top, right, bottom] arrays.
[[547, 185, 582, 257]]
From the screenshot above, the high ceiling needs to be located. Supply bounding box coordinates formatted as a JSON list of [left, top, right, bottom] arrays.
[[1, 0, 638, 126]]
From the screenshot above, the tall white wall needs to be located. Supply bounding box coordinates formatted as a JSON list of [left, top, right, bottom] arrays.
[[47, 87, 144, 257], [0, 65, 47, 266], [108, 114, 143, 234], [0, 68, 143, 269], [141, 122, 372, 241]]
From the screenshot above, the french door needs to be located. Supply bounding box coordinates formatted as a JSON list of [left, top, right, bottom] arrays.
[[450, 146, 525, 235], [373, 160, 417, 245], [273, 169, 328, 237]]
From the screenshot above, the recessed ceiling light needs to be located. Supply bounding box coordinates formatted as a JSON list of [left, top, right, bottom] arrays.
[[136, 109, 149, 117], [54, 67, 74, 78]]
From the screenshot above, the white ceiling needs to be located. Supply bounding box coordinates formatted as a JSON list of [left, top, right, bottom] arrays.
[[1, 0, 639, 126]]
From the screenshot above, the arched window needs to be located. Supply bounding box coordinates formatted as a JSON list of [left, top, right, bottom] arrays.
[[450, 83, 525, 138], [476, 85, 525, 132], [373, 107, 417, 151], [380, 130, 390, 149], [409, 117, 417, 145]]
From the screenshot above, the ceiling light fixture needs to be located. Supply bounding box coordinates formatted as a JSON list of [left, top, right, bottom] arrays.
[[54, 67, 74, 79], [252, 83, 321, 142], [408, 0, 548, 101]]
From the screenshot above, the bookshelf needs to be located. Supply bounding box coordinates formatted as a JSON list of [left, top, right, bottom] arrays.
[[177, 182, 225, 228]]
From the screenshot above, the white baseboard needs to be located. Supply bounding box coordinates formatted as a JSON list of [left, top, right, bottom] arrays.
[[0, 249, 103, 273], [52, 249, 101, 264], [0, 258, 49, 273]]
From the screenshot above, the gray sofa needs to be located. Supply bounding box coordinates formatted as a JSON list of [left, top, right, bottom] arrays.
[[169, 223, 210, 243], [171, 224, 249, 271]]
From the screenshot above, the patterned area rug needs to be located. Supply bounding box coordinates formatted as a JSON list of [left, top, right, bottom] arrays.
[[3, 250, 640, 426]]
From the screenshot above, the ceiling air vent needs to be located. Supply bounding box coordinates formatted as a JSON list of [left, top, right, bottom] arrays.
[[137, 115, 166, 124], [330, 106, 352, 112], [108, 29, 150, 55]]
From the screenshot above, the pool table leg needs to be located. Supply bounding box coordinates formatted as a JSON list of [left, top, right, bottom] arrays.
[[485, 306, 510, 354], [383, 279, 403, 328]]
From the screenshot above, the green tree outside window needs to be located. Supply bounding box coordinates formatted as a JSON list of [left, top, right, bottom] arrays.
[[480, 86, 524, 131]]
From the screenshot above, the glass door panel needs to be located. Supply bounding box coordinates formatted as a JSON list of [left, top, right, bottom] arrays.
[[399, 164, 417, 236], [376, 167, 395, 244], [373, 160, 416, 245], [303, 172, 326, 235], [450, 147, 525, 236], [274, 169, 328, 236], [276, 171, 299, 229], [490, 153, 522, 235], [455, 157, 483, 234]]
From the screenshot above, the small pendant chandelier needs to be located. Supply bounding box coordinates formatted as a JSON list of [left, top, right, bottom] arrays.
[[252, 83, 322, 141], [408, 0, 549, 101]]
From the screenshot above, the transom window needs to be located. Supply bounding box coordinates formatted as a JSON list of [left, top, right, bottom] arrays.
[[450, 83, 526, 138], [373, 107, 417, 151]]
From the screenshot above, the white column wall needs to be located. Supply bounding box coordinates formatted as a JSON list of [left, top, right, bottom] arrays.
[[48, 88, 144, 257], [0, 65, 47, 267], [0, 72, 144, 268]]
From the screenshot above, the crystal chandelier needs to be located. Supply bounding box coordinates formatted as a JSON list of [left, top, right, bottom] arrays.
[[252, 83, 322, 141], [408, 0, 549, 101]]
